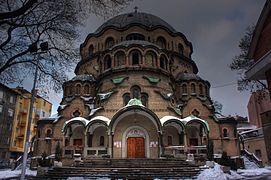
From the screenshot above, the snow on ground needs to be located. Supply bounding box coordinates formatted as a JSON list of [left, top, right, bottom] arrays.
[[197, 162, 271, 180], [198, 163, 227, 180], [0, 168, 36, 179]]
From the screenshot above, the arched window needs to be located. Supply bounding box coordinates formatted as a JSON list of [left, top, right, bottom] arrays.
[[114, 51, 125, 67], [89, 45, 94, 58], [76, 84, 81, 95], [191, 83, 196, 93], [131, 86, 141, 99], [178, 43, 184, 54], [157, 36, 166, 49], [84, 84, 90, 94], [130, 50, 141, 65], [182, 84, 187, 94], [159, 55, 168, 70], [88, 134, 93, 147], [99, 136, 104, 146], [205, 85, 209, 96], [223, 128, 228, 138], [126, 33, 145, 41], [64, 87, 70, 96], [105, 37, 114, 49], [141, 93, 148, 106], [167, 136, 173, 146], [123, 93, 131, 105], [46, 129, 52, 138], [104, 55, 112, 70], [145, 51, 156, 66], [192, 109, 200, 117], [199, 84, 203, 95], [73, 110, 81, 117]]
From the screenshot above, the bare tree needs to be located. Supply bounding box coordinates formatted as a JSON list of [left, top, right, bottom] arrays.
[[0, 0, 132, 95], [229, 25, 267, 92]]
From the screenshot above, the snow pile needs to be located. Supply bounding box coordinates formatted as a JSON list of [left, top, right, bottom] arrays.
[[0, 168, 36, 179], [198, 162, 271, 180], [237, 168, 271, 177], [242, 156, 259, 169], [198, 163, 227, 180]]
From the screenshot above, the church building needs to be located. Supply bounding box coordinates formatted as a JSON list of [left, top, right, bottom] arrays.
[[35, 10, 239, 162]]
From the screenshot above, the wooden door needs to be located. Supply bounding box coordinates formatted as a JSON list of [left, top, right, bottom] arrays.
[[127, 137, 145, 158]]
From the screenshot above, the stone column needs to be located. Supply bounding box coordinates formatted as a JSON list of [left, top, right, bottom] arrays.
[[108, 133, 113, 157]]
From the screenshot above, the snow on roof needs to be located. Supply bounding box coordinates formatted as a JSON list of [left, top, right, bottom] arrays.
[[89, 116, 110, 126], [182, 115, 210, 131], [160, 115, 183, 126], [62, 117, 90, 132], [160, 115, 210, 132]]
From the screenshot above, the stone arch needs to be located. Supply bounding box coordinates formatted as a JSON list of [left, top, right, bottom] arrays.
[[121, 125, 150, 158], [105, 37, 115, 49], [114, 50, 126, 67], [109, 106, 162, 134]]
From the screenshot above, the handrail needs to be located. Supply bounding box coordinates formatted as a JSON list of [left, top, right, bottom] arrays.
[[241, 149, 263, 167]]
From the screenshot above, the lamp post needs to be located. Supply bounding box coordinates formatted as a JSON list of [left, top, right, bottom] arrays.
[[20, 42, 48, 180]]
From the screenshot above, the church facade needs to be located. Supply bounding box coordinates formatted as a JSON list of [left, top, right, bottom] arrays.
[[35, 11, 239, 161]]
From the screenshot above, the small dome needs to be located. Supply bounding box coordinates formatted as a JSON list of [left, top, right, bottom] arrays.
[[71, 74, 96, 82], [176, 73, 203, 81], [95, 12, 176, 34]]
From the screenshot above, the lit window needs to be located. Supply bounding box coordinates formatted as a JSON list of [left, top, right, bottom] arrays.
[[8, 109, 13, 117], [145, 51, 156, 66], [114, 51, 125, 67]]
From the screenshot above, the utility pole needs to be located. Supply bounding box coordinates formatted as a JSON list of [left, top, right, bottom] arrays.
[[20, 42, 48, 180]]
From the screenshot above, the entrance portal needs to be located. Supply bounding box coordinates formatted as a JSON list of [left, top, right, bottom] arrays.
[[127, 137, 145, 158]]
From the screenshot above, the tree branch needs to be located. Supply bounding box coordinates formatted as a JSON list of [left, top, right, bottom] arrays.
[[0, 0, 38, 20]]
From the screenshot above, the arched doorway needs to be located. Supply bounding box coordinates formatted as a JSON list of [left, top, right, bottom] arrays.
[[122, 126, 149, 158], [109, 105, 162, 158]]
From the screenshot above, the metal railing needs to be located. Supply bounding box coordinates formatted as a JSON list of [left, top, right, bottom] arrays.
[[241, 149, 263, 167]]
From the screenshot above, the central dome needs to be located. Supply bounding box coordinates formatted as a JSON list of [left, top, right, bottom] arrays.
[[95, 12, 176, 33]]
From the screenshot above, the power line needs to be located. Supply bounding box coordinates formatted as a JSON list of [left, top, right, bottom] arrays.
[[211, 82, 237, 88]]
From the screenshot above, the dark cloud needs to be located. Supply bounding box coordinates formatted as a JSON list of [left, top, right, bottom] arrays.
[[48, 0, 265, 117]]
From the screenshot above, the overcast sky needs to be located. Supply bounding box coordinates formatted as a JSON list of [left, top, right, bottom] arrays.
[[47, 0, 265, 118]]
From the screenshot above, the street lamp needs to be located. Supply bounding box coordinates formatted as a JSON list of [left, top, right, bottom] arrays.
[[20, 42, 48, 180]]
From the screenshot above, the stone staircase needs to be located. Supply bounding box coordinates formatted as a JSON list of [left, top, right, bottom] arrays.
[[40, 158, 201, 179]]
